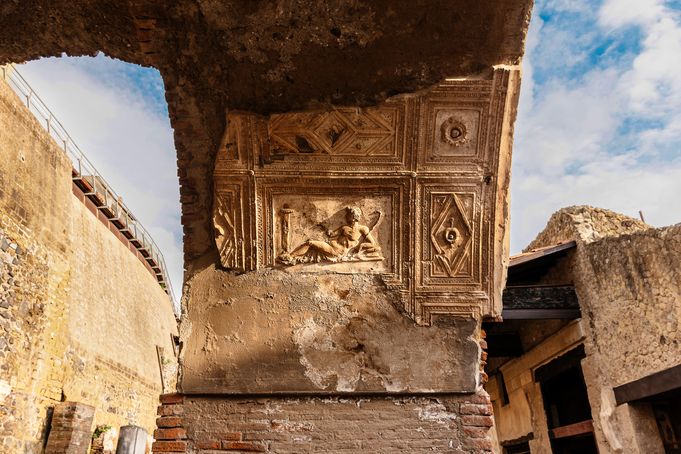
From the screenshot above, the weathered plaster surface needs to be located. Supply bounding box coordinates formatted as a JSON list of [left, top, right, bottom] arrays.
[[180, 259, 480, 394]]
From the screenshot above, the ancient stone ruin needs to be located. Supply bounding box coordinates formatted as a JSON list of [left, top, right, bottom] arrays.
[[0, 1, 544, 453], [487, 207, 681, 454], [0, 67, 179, 453]]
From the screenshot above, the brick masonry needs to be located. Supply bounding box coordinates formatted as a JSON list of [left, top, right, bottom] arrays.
[[152, 393, 495, 454], [45, 402, 95, 454]]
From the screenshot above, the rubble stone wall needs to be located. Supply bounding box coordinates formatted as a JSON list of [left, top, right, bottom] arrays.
[[0, 74, 178, 453], [576, 223, 681, 453], [518, 206, 680, 453]]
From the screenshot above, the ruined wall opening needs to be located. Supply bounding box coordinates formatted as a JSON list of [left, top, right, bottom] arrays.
[[0, 54, 181, 452], [16, 53, 182, 305], [0, 1, 538, 452]]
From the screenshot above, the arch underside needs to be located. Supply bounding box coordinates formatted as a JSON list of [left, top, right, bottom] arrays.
[[0, 0, 532, 265]]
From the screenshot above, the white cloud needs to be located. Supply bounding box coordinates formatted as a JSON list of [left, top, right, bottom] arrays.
[[511, 0, 681, 252], [516, 69, 622, 175], [599, 0, 666, 28], [19, 55, 183, 306], [620, 16, 681, 113]]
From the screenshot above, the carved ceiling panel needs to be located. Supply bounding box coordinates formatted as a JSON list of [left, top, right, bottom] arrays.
[[213, 68, 518, 324]]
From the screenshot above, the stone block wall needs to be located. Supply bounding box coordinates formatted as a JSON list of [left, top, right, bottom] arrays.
[[576, 223, 681, 386], [0, 74, 178, 452], [152, 392, 495, 454]]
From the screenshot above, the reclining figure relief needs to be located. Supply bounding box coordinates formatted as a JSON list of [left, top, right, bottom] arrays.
[[277, 207, 384, 266]]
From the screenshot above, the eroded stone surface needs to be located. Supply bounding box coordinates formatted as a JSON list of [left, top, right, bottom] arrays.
[[526, 205, 649, 251], [180, 260, 480, 393]]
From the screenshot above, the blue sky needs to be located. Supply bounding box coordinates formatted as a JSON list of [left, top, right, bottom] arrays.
[[19, 57, 181, 303], [512, 0, 681, 249], [17, 0, 681, 300]]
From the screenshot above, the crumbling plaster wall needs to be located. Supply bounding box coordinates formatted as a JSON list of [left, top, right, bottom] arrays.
[[526, 205, 680, 453], [180, 260, 481, 394], [0, 77, 178, 452]]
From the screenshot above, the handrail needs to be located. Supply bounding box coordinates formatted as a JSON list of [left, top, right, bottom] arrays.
[[1, 64, 177, 309]]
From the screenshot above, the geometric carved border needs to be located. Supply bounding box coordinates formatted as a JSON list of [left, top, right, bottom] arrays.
[[417, 73, 508, 174], [412, 177, 491, 325], [416, 179, 484, 290], [263, 103, 409, 171], [257, 176, 410, 285], [212, 68, 519, 324], [213, 176, 254, 272]]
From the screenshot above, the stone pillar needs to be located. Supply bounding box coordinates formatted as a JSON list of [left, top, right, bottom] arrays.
[[44, 402, 95, 454], [167, 68, 521, 453], [152, 394, 187, 453]]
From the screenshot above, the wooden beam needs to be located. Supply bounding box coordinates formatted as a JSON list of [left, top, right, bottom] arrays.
[[501, 308, 581, 320], [614, 363, 681, 405], [509, 241, 576, 267], [503, 285, 579, 310], [550, 420, 594, 439]]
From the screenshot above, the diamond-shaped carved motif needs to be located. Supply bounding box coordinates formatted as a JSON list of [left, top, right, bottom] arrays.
[[269, 108, 396, 156], [214, 68, 519, 323], [430, 193, 472, 277]]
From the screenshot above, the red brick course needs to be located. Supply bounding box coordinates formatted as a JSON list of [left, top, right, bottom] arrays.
[[222, 441, 266, 452], [154, 428, 187, 440], [158, 404, 184, 416], [160, 393, 186, 405], [151, 440, 187, 452], [157, 416, 183, 428], [153, 392, 497, 453], [461, 415, 494, 427], [460, 403, 493, 416]]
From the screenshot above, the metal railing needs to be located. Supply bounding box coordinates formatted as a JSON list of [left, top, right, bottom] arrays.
[[1, 64, 177, 308]]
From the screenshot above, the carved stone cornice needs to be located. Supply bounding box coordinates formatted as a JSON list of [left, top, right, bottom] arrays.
[[213, 68, 519, 324]]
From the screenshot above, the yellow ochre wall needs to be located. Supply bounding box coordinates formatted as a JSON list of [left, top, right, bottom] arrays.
[[0, 75, 178, 453]]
